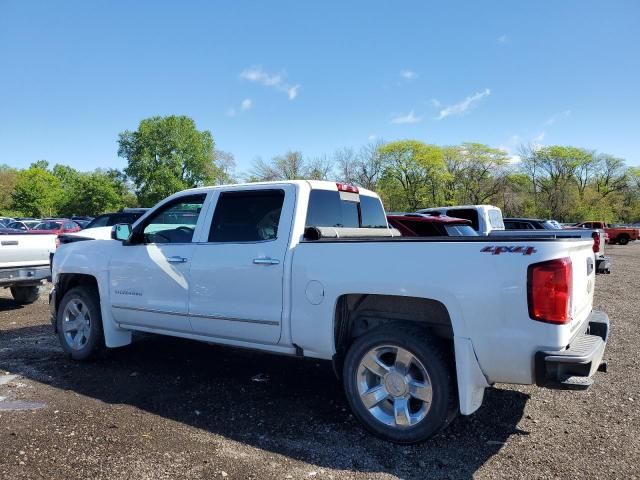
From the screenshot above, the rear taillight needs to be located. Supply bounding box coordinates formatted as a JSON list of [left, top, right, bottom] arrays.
[[592, 231, 601, 253], [527, 258, 572, 324]]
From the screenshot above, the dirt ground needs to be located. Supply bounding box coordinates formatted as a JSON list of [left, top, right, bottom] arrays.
[[1, 244, 639, 480]]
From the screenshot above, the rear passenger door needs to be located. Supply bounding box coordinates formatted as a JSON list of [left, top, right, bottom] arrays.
[[188, 185, 295, 344]]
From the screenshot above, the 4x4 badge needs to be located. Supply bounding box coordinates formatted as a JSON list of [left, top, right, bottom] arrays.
[[481, 246, 537, 255]]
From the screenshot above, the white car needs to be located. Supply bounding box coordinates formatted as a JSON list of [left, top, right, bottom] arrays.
[[1, 231, 56, 303], [49, 181, 608, 443]]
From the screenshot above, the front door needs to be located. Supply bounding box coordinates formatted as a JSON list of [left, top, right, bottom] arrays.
[[109, 193, 208, 333], [188, 186, 294, 344]]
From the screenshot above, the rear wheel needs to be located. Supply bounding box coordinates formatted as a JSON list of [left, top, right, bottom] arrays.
[[10, 285, 41, 304], [343, 326, 456, 443], [617, 234, 629, 245], [56, 286, 104, 361]]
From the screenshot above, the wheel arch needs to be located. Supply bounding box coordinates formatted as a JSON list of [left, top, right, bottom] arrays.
[[332, 293, 489, 416], [54, 272, 132, 348]]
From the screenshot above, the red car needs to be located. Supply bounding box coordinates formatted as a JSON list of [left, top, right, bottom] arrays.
[[387, 213, 478, 237], [28, 219, 81, 236], [569, 221, 639, 245]]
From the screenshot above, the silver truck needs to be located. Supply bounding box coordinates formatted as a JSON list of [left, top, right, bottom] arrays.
[[0, 231, 56, 303]]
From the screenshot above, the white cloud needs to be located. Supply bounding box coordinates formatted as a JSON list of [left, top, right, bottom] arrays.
[[498, 34, 508, 44], [240, 98, 252, 110], [391, 110, 422, 124], [430, 99, 442, 108], [544, 109, 571, 126], [400, 69, 418, 80], [287, 85, 300, 100], [533, 132, 546, 142], [240, 66, 300, 100], [368, 134, 377, 141], [225, 108, 237, 117], [435, 88, 491, 120]]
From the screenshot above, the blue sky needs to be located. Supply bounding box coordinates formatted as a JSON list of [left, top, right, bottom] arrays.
[[1, 0, 639, 176]]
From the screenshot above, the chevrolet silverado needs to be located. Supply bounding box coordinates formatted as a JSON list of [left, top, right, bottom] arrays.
[[49, 181, 609, 443]]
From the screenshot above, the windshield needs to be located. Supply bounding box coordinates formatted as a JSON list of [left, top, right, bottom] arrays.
[[444, 225, 478, 236]]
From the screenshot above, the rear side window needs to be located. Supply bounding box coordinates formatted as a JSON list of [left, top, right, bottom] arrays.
[[306, 190, 387, 228], [488, 209, 505, 229], [444, 225, 478, 236], [209, 190, 285, 242], [360, 195, 388, 228], [445, 209, 479, 231]]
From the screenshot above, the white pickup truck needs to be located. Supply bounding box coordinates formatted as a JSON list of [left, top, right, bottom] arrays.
[[49, 181, 609, 443], [1, 231, 56, 303]]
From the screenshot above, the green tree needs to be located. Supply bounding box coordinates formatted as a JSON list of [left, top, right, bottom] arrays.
[[377, 140, 446, 211], [64, 171, 126, 216], [0, 165, 19, 214], [443, 143, 510, 205], [520, 145, 589, 219], [11, 166, 63, 217], [118, 116, 218, 205]]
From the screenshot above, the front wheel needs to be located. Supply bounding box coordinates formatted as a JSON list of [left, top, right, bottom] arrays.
[[617, 234, 629, 246], [56, 286, 104, 361], [10, 285, 41, 304], [342, 327, 456, 444]]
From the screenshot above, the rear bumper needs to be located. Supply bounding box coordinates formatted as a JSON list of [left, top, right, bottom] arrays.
[[0, 265, 50, 287], [535, 310, 609, 389]]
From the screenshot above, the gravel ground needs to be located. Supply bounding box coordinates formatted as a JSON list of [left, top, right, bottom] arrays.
[[0, 244, 638, 480]]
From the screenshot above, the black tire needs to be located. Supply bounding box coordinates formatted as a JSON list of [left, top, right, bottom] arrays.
[[56, 286, 104, 361], [617, 234, 629, 246], [10, 285, 41, 304], [343, 326, 457, 444]]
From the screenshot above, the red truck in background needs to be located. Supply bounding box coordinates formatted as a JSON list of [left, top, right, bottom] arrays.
[[570, 221, 640, 245]]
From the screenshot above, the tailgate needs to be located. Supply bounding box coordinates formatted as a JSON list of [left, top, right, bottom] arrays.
[[568, 241, 596, 329], [0, 234, 56, 268]]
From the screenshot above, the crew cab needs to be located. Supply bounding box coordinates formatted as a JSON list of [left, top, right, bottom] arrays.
[[1, 231, 56, 303], [571, 221, 639, 245], [50, 181, 609, 443]]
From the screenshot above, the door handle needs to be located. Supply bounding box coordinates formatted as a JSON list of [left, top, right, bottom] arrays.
[[167, 256, 188, 263], [253, 258, 280, 265]]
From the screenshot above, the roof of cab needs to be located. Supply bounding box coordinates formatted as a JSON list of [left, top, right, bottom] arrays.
[[180, 180, 379, 198]]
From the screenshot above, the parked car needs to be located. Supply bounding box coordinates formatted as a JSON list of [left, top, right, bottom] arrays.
[[84, 208, 148, 230], [60, 209, 149, 244], [51, 180, 608, 443], [5, 220, 41, 231], [29, 219, 81, 236], [504, 217, 562, 230], [416, 205, 505, 235], [387, 213, 478, 237], [570, 221, 640, 245], [1, 229, 57, 304]]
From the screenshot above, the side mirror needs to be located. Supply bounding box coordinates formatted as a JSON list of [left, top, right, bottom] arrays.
[[111, 223, 132, 241]]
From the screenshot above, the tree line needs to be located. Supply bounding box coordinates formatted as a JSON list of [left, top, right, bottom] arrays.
[[1, 115, 639, 223]]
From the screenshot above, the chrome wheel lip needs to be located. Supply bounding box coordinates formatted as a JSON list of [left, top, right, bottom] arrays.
[[356, 344, 433, 429], [61, 298, 91, 351]]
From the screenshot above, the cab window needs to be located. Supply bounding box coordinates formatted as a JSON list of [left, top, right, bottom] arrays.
[[305, 190, 387, 228], [140, 195, 206, 244], [209, 190, 285, 243]]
